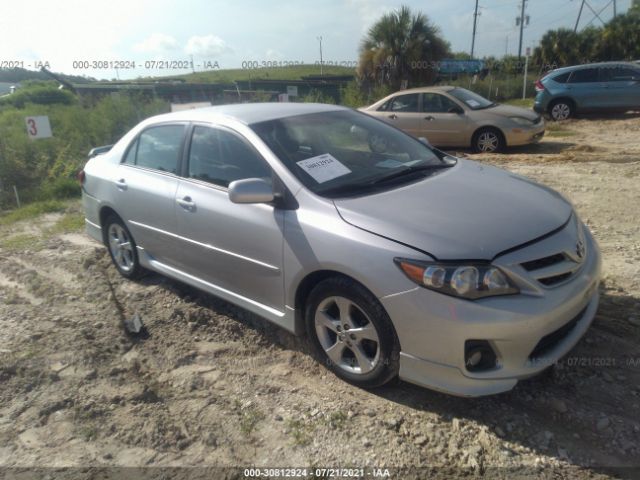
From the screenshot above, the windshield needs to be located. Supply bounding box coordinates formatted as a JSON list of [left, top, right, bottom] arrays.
[[448, 87, 495, 110], [251, 110, 452, 197]]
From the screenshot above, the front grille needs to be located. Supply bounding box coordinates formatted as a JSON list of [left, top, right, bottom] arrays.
[[528, 306, 587, 360], [539, 272, 573, 286], [522, 253, 565, 271]]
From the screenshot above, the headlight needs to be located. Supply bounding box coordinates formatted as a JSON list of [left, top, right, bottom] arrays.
[[395, 258, 519, 300], [509, 116, 534, 126]]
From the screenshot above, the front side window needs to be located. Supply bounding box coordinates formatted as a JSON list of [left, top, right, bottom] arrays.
[[127, 125, 185, 173], [251, 110, 450, 198], [422, 93, 459, 113], [187, 126, 271, 188], [388, 93, 420, 112], [569, 68, 599, 83]]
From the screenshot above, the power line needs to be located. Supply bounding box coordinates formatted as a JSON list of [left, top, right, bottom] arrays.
[[471, 0, 480, 58]]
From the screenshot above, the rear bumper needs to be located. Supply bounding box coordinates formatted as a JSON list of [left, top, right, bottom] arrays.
[[82, 190, 103, 244]]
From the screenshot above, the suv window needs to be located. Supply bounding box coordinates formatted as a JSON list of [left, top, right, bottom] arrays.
[[551, 71, 571, 83], [569, 68, 599, 83], [422, 93, 459, 113], [187, 126, 271, 188], [129, 125, 184, 173], [602, 67, 640, 82], [388, 93, 420, 112]]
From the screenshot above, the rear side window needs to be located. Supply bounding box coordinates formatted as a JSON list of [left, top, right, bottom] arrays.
[[569, 68, 599, 83], [187, 126, 271, 188], [388, 93, 420, 112], [551, 72, 571, 83], [124, 125, 184, 173]]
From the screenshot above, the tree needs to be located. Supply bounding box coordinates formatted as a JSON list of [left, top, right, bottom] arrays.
[[357, 5, 450, 90]]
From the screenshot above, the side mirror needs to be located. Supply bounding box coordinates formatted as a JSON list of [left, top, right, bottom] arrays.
[[448, 106, 464, 114], [228, 178, 275, 204], [418, 137, 431, 147]]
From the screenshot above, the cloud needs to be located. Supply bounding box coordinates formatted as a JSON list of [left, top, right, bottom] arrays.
[[133, 33, 178, 53], [184, 35, 231, 57], [265, 49, 285, 60]]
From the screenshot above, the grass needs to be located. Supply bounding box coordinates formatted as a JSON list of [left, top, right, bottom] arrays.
[[0, 233, 40, 250], [287, 418, 313, 447], [236, 402, 265, 435], [48, 212, 85, 234], [504, 98, 535, 108], [0, 200, 66, 225]]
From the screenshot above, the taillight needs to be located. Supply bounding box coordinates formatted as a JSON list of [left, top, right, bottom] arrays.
[[534, 79, 545, 92], [77, 169, 86, 185]]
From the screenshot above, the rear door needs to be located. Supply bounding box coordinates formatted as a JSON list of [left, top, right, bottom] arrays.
[[374, 93, 425, 138], [113, 123, 186, 266], [174, 124, 285, 312]]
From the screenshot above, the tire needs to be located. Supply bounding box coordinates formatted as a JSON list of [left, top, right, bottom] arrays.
[[472, 128, 505, 153], [104, 214, 143, 279], [548, 99, 574, 121], [305, 277, 400, 388]]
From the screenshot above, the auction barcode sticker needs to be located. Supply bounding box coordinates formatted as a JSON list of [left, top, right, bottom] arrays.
[[296, 154, 351, 183]]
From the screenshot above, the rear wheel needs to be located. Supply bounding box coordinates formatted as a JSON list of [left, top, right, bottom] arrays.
[[472, 128, 504, 153], [305, 277, 399, 388], [549, 99, 573, 121], [104, 215, 142, 279]]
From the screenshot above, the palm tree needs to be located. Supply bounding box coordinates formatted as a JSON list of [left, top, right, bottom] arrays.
[[357, 6, 450, 90]]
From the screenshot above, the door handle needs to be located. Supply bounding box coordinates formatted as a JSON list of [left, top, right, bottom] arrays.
[[424, 116, 435, 121], [388, 114, 398, 120], [114, 179, 127, 190], [176, 196, 196, 210]]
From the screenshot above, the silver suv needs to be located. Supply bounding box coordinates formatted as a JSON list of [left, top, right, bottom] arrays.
[[81, 103, 601, 397]]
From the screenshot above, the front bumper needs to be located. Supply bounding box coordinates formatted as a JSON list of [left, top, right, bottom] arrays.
[[380, 224, 601, 397], [506, 123, 546, 146]]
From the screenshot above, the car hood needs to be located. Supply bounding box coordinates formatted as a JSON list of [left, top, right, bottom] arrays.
[[482, 103, 540, 121], [333, 159, 572, 260]]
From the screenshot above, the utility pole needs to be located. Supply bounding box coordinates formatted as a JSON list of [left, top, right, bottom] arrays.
[[471, 0, 479, 59], [574, 0, 585, 32], [517, 0, 527, 61], [317, 36, 324, 76], [613, 0, 617, 17]]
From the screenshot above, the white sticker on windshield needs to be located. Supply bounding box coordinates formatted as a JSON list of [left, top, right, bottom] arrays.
[[296, 154, 351, 183], [465, 99, 481, 108]]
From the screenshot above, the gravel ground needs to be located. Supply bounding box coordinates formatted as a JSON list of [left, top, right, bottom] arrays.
[[0, 115, 639, 479]]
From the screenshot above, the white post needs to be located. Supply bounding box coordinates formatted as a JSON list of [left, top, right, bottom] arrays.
[[13, 185, 21, 208], [522, 54, 529, 100]]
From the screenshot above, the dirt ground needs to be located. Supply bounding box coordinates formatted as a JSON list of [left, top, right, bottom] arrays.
[[0, 115, 639, 479]]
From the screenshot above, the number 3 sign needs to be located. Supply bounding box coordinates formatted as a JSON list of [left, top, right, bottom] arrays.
[[25, 116, 53, 139]]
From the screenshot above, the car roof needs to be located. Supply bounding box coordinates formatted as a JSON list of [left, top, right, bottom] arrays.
[[145, 102, 347, 126], [390, 86, 457, 94], [550, 61, 640, 74]]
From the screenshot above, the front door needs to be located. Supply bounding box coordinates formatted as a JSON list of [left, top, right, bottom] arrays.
[[174, 124, 285, 313], [420, 93, 469, 146]]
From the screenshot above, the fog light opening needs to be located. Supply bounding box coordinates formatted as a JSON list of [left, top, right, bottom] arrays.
[[465, 340, 497, 372]]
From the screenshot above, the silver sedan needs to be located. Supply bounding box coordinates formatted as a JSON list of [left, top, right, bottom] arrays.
[[81, 103, 600, 396]]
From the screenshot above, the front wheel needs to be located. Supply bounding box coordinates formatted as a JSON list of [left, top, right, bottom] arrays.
[[104, 215, 143, 279], [305, 277, 400, 388], [472, 128, 505, 153]]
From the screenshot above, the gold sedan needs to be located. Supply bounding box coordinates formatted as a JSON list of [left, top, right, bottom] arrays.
[[360, 86, 545, 153]]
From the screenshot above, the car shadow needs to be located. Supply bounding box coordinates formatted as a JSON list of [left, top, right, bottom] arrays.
[[130, 271, 639, 477]]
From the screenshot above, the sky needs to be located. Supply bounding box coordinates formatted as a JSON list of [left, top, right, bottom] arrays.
[[0, 0, 633, 80]]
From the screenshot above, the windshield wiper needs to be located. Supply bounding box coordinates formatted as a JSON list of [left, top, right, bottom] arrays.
[[369, 163, 452, 186]]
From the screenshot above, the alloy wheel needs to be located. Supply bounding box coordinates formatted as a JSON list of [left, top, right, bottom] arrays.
[[551, 103, 571, 121], [314, 296, 381, 375], [108, 223, 135, 273], [477, 131, 500, 152]]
